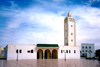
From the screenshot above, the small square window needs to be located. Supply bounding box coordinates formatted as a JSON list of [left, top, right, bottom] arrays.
[[82, 46, 84, 49], [82, 50, 84, 52], [89, 46, 91, 49], [71, 39, 73, 42], [85, 46, 87, 49], [71, 25, 73, 27], [71, 33, 73, 35], [65, 30, 67, 32]]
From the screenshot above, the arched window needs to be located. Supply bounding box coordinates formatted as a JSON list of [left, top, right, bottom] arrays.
[[19, 49, 22, 53], [16, 49, 18, 53], [69, 50, 71, 53], [31, 50, 33, 53], [61, 50, 63, 53], [74, 50, 76, 53], [66, 50, 68, 53]]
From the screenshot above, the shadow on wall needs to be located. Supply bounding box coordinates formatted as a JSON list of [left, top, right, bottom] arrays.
[[0, 58, 5, 60]]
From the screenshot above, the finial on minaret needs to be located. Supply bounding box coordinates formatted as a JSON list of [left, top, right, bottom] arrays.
[[68, 10, 71, 17]]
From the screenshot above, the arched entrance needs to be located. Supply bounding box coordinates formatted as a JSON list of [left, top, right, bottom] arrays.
[[45, 49, 50, 59], [52, 49, 58, 59], [37, 49, 43, 59]]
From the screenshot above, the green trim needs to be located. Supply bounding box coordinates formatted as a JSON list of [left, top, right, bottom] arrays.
[[37, 44, 59, 47]]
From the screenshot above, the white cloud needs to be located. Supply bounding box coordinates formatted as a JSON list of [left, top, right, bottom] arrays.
[[0, 2, 100, 50], [1, 5, 65, 46], [72, 6, 100, 49]]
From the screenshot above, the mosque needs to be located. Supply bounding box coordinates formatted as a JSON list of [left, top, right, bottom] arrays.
[[4, 11, 80, 60]]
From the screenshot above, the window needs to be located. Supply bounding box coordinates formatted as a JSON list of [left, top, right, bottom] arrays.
[[85, 46, 87, 49], [71, 39, 73, 42], [82, 46, 84, 49], [61, 50, 63, 53], [71, 25, 73, 27], [69, 50, 71, 53], [66, 43, 68, 46], [74, 50, 76, 53], [82, 50, 84, 52], [66, 50, 68, 53], [65, 30, 67, 32], [71, 33, 73, 35], [16, 49, 18, 53], [65, 38, 67, 40], [27, 50, 30, 53], [86, 50, 87, 52], [19, 50, 22, 53], [69, 18, 72, 20], [1, 51, 4, 55], [31, 50, 33, 53], [89, 46, 91, 49]]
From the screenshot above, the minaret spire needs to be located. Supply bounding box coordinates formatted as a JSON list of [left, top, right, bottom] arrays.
[[68, 10, 71, 17]]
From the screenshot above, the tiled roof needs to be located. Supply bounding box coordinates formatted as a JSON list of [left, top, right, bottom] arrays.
[[37, 44, 59, 47]]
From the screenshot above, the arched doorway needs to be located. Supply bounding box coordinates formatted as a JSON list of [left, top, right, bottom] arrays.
[[45, 49, 50, 59], [52, 49, 58, 59], [37, 49, 43, 59]]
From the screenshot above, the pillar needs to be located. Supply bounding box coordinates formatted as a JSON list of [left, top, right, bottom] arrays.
[[43, 49, 45, 59], [50, 50, 52, 59]]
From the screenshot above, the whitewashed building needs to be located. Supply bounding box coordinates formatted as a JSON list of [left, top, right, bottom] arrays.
[[81, 43, 94, 58], [4, 11, 80, 60]]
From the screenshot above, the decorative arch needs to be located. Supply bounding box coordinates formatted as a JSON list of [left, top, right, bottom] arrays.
[[45, 49, 50, 59], [52, 49, 58, 59], [37, 49, 43, 59]]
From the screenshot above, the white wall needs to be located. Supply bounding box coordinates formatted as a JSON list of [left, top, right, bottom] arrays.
[[6, 44, 80, 60], [7, 44, 37, 60], [64, 17, 76, 46], [68, 21, 75, 46], [58, 45, 80, 59]]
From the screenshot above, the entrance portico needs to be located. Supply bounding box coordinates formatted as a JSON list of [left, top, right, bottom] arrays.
[[37, 44, 59, 59]]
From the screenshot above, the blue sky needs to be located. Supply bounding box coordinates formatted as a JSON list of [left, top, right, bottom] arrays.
[[0, 0, 100, 50]]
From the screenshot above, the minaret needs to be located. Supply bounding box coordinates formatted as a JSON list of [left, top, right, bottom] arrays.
[[64, 11, 76, 46]]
